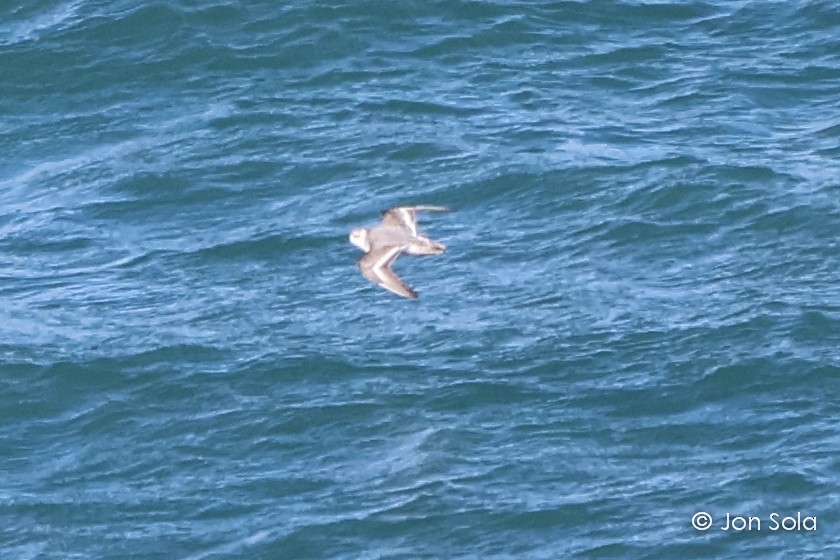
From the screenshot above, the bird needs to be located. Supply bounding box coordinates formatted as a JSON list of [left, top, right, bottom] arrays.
[[349, 205, 448, 299]]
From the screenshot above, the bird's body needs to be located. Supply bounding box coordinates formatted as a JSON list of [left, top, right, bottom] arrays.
[[349, 205, 448, 299]]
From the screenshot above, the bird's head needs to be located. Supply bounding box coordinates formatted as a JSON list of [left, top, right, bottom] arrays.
[[348, 228, 370, 252]]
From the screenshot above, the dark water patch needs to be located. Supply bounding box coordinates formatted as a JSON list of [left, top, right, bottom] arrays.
[[791, 310, 840, 347], [740, 471, 822, 497], [575, 43, 675, 70], [588, 218, 717, 254], [410, 16, 541, 59], [695, 357, 833, 404], [0, 232, 95, 255], [105, 171, 196, 204], [704, 163, 782, 184], [792, 0, 840, 30], [750, 204, 820, 234], [177, 232, 335, 265], [76, 4, 187, 48], [384, 141, 460, 162], [616, 178, 719, 219], [183, 2, 248, 29], [813, 120, 840, 137]]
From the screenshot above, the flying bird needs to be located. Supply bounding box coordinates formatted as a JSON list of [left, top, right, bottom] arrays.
[[349, 205, 448, 299]]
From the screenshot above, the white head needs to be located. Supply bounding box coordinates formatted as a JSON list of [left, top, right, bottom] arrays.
[[349, 228, 370, 252]]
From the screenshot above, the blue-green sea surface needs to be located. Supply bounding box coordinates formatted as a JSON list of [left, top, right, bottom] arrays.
[[2, 1, 839, 558]]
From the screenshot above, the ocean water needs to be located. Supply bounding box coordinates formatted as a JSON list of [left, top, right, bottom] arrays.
[[2, 0, 839, 558]]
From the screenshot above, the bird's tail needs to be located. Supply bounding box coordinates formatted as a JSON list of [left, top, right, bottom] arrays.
[[405, 238, 446, 255]]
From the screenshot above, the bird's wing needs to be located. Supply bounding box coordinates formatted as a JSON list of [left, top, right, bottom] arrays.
[[380, 207, 419, 236], [358, 245, 418, 299], [379, 205, 448, 237]]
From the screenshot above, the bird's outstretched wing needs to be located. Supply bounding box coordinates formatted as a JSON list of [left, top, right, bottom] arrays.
[[380, 205, 448, 237], [358, 245, 418, 299]]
